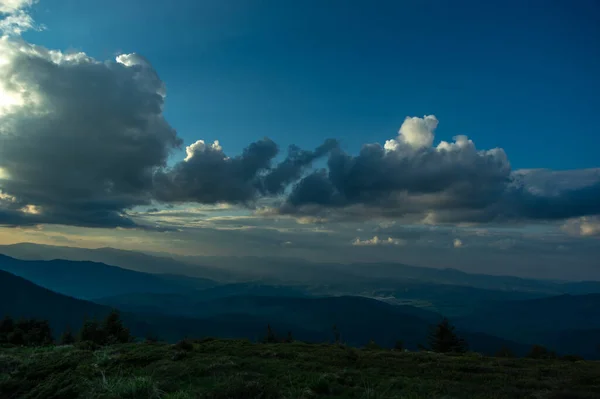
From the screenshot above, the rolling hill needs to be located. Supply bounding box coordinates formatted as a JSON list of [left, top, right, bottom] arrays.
[[0, 270, 533, 355], [0, 254, 217, 299]]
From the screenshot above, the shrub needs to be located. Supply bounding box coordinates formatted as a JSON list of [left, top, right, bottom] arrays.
[[394, 340, 404, 351], [561, 354, 584, 362], [76, 340, 101, 351], [174, 339, 194, 352], [495, 346, 515, 358], [91, 375, 163, 399], [364, 339, 381, 351], [527, 344, 557, 359]]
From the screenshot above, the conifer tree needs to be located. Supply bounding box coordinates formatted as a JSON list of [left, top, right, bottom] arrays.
[[427, 318, 467, 353], [60, 326, 76, 345]]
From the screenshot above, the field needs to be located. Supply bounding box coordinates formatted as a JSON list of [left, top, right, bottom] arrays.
[[1, 339, 600, 399]]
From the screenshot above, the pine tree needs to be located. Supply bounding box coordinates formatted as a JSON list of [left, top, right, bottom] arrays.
[[263, 324, 278, 343], [332, 324, 340, 344], [60, 327, 76, 345], [79, 319, 105, 345], [427, 318, 467, 353], [0, 316, 14, 343], [285, 331, 294, 343], [103, 310, 132, 344]]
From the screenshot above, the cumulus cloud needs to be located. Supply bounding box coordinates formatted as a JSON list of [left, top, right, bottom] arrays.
[[352, 236, 404, 246], [278, 116, 600, 226], [0, 37, 181, 228], [153, 137, 337, 205], [281, 116, 511, 220], [384, 115, 438, 150]]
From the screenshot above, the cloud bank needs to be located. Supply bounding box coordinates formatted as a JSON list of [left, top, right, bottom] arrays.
[[0, 4, 599, 232]]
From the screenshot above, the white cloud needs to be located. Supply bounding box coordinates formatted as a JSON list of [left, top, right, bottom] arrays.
[[184, 140, 223, 162], [453, 238, 463, 248], [0, 0, 40, 36], [352, 235, 405, 246], [0, 0, 34, 14], [385, 115, 438, 150]]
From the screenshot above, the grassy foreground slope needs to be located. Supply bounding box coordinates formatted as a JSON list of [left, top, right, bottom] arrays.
[[1, 340, 599, 399]]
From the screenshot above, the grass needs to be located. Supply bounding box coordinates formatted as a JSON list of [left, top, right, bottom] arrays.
[[1, 339, 600, 398]]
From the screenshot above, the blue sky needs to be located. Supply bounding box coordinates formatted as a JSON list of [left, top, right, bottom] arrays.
[[25, 0, 600, 169]]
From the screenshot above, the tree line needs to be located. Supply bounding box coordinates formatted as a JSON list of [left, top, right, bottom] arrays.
[[0, 312, 586, 360], [0, 310, 133, 348]]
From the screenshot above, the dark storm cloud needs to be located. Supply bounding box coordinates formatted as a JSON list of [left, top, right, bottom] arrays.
[[280, 134, 512, 220], [153, 138, 278, 204], [278, 128, 600, 225], [153, 138, 338, 204], [0, 40, 181, 228]]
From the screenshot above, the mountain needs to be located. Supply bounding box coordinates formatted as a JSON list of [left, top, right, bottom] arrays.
[[0, 254, 217, 300], [456, 294, 600, 358], [0, 243, 237, 282], [4, 243, 600, 295], [0, 270, 312, 342], [95, 289, 532, 354]]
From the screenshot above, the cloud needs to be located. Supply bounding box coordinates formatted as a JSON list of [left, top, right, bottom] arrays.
[[278, 116, 600, 226], [562, 216, 600, 237], [153, 137, 337, 205], [0, 0, 40, 35], [260, 139, 339, 195], [352, 235, 404, 246], [384, 115, 438, 150], [1, 12, 599, 233], [281, 116, 511, 220], [453, 238, 463, 248], [0, 37, 181, 228]]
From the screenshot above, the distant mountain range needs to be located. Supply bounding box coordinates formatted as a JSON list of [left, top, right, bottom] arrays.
[[1, 243, 600, 358], [0, 267, 532, 355], [3, 242, 600, 295], [0, 254, 216, 300]]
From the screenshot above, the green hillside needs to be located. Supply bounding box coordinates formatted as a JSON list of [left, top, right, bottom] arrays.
[[1, 340, 600, 399]]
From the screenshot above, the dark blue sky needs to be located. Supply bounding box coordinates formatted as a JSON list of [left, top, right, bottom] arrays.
[[26, 0, 600, 169]]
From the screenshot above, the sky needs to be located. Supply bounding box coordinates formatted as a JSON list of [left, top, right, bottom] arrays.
[[0, 0, 599, 280]]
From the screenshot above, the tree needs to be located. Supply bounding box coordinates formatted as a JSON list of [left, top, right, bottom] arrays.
[[394, 340, 404, 351], [332, 324, 340, 344], [0, 316, 14, 343], [263, 324, 278, 343], [103, 310, 132, 344], [427, 318, 467, 353], [285, 331, 294, 343], [21, 319, 53, 346], [79, 319, 106, 345], [60, 327, 76, 345]]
